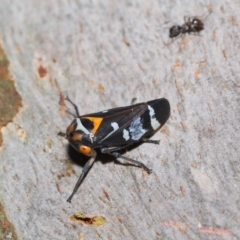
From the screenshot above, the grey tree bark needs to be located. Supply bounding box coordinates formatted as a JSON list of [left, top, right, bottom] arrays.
[[0, 0, 239, 239]]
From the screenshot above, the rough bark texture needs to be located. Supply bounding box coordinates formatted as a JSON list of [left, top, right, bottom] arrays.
[[0, 0, 239, 239]]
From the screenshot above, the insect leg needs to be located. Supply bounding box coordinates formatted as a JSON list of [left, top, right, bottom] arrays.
[[142, 138, 160, 144], [101, 146, 127, 154], [65, 96, 81, 118], [108, 151, 152, 174], [131, 98, 137, 105], [67, 156, 96, 203], [184, 16, 191, 23]]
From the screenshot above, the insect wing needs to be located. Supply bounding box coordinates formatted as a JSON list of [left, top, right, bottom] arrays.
[[145, 98, 170, 128], [81, 103, 147, 147], [81, 98, 170, 148]]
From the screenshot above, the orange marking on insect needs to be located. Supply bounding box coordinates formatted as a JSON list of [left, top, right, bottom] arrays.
[[72, 133, 82, 141], [79, 145, 92, 155], [82, 117, 103, 134]]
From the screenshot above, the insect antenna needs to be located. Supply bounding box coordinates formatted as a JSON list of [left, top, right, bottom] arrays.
[[65, 96, 81, 118], [58, 132, 66, 137]]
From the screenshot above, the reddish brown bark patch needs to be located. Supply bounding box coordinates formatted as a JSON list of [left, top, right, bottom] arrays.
[[0, 44, 22, 147]]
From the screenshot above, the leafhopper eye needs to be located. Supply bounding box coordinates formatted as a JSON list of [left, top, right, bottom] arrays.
[[79, 145, 92, 155]]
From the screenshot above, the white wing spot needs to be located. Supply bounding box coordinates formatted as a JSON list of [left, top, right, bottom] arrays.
[[101, 122, 119, 140], [148, 105, 161, 130], [123, 129, 130, 141], [129, 117, 147, 140]]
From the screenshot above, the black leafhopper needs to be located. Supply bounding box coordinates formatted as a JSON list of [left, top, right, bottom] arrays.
[[59, 97, 170, 202]]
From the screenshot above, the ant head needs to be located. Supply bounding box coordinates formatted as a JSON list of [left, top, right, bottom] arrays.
[[191, 18, 204, 31]]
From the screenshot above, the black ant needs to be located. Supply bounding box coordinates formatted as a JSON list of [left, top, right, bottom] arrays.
[[169, 11, 211, 39]]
